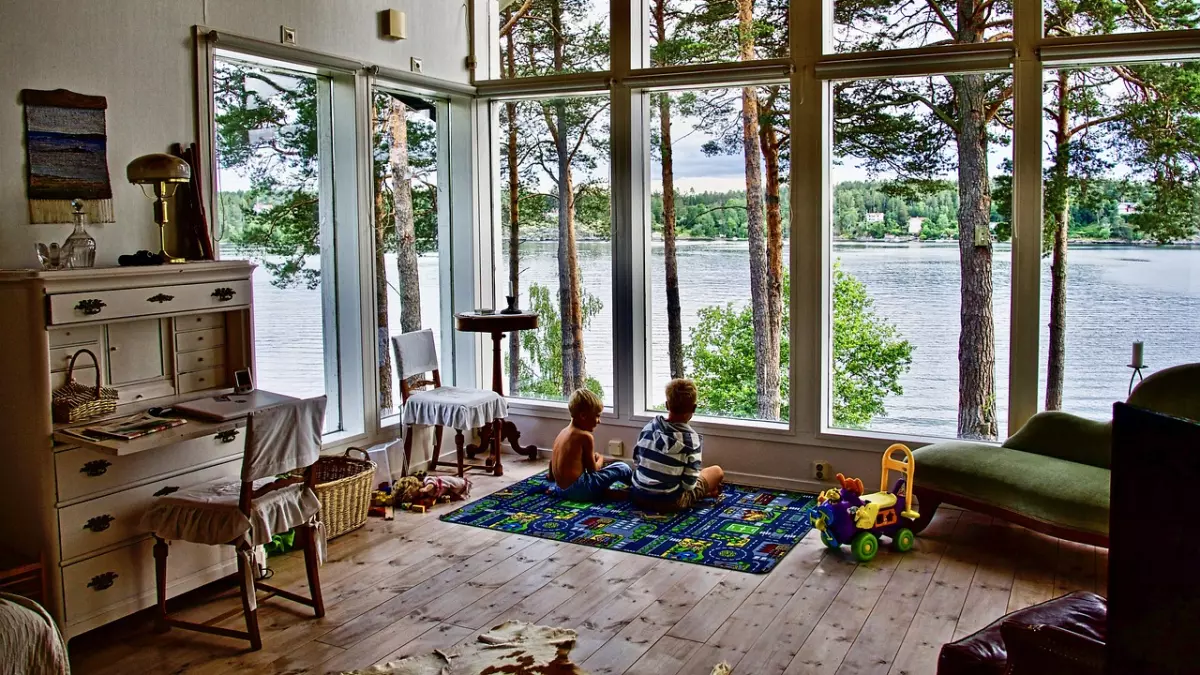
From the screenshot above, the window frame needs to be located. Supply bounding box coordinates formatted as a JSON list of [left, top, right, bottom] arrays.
[[474, 0, 1200, 450]]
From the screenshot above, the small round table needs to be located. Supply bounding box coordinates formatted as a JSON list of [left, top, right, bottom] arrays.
[[454, 311, 540, 471]]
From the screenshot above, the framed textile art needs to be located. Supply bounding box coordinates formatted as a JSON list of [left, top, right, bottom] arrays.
[[21, 88, 115, 224]]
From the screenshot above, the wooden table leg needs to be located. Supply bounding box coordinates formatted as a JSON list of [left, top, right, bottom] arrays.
[[464, 330, 539, 463]]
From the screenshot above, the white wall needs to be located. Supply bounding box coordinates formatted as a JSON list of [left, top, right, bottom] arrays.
[[508, 411, 883, 494], [0, 0, 469, 270]]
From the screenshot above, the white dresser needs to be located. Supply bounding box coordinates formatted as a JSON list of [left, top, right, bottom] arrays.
[[0, 261, 259, 638]]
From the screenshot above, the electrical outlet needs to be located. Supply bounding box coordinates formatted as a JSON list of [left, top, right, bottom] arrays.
[[280, 25, 297, 45], [410, 57, 423, 74], [813, 460, 833, 482], [608, 439, 624, 457]]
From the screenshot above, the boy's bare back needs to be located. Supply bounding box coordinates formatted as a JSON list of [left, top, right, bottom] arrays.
[[551, 425, 594, 490]]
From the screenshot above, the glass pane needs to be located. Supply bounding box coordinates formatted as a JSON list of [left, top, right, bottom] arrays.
[[372, 89, 444, 420], [832, 0, 1012, 53], [499, 95, 613, 405], [644, 0, 788, 69], [1039, 64, 1200, 419], [645, 85, 791, 422], [1045, 2, 1199, 38], [213, 54, 338, 414], [831, 72, 1013, 440], [499, 0, 609, 77]]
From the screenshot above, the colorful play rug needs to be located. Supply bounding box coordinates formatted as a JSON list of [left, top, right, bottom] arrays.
[[440, 472, 817, 574]]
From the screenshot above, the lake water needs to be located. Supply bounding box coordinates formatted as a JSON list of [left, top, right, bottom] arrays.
[[234, 241, 1200, 439]]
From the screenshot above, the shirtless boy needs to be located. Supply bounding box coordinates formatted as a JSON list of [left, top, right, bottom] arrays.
[[549, 389, 633, 501]]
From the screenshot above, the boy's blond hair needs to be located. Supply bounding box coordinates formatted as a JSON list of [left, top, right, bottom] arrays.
[[665, 378, 698, 413], [568, 388, 604, 418]]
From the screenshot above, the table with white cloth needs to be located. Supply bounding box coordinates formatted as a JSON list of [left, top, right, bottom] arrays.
[[454, 312, 540, 475]]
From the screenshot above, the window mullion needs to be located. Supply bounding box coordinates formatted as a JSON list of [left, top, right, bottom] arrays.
[[794, 0, 824, 439], [1008, 0, 1045, 433], [611, 0, 639, 418]]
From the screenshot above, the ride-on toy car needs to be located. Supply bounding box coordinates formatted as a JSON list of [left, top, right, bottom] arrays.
[[808, 443, 920, 562]]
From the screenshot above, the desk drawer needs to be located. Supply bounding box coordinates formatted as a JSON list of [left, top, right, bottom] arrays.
[[59, 460, 240, 561], [50, 344, 103, 373], [178, 348, 224, 374], [49, 325, 104, 348], [56, 426, 245, 502], [176, 328, 225, 354], [62, 537, 232, 625], [175, 313, 226, 332], [48, 280, 251, 325], [179, 367, 226, 394]]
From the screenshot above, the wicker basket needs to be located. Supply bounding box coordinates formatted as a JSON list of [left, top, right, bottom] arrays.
[[312, 448, 377, 540], [52, 349, 119, 424]]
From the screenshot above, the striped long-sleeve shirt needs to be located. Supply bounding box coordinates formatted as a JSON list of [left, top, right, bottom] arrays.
[[631, 416, 702, 497]]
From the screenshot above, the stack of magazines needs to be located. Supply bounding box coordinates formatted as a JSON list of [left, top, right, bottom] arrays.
[[62, 412, 186, 442]]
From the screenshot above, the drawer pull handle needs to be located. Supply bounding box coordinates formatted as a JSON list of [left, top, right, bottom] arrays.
[[84, 514, 115, 532], [216, 429, 240, 443], [75, 299, 106, 315], [87, 572, 118, 591], [212, 288, 236, 302], [147, 293, 175, 303], [80, 459, 111, 477], [153, 486, 180, 497]]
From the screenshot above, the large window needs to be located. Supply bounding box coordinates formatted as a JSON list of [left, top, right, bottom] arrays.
[[832, 0, 1011, 53], [213, 54, 338, 416], [499, 95, 614, 405], [371, 87, 447, 421], [829, 72, 1014, 440], [645, 85, 792, 422], [644, 0, 788, 68], [1038, 63, 1200, 419], [499, 0, 609, 77]]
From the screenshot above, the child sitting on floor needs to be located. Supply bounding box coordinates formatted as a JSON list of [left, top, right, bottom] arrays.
[[632, 379, 724, 512], [548, 389, 633, 501]]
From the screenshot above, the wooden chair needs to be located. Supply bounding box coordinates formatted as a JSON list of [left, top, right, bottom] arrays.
[[392, 330, 506, 477], [139, 396, 327, 651]]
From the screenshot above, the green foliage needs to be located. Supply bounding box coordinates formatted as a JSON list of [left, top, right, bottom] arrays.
[[214, 60, 322, 289], [686, 266, 912, 425], [831, 264, 914, 427], [215, 59, 440, 290], [513, 283, 604, 401]]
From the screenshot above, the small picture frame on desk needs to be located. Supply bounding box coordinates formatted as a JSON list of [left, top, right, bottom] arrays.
[[233, 368, 254, 394]]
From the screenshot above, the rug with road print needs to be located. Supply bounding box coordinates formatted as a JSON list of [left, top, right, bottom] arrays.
[[440, 471, 816, 574]]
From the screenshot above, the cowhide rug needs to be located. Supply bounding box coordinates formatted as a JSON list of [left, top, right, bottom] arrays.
[[340, 621, 586, 675]]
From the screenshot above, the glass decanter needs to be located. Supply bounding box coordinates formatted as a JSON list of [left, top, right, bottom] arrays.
[[63, 199, 96, 269]]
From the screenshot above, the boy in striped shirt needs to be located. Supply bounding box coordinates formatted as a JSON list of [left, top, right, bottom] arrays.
[[632, 379, 724, 512]]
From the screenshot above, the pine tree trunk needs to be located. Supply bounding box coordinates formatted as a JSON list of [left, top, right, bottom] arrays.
[[658, 94, 684, 379], [374, 170, 393, 412], [954, 70, 997, 440], [760, 104, 784, 411], [549, 0, 585, 396], [653, 0, 683, 381], [737, 0, 778, 420], [1045, 70, 1071, 411], [505, 18, 522, 396], [554, 101, 586, 395], [387, 100, 422, 335]]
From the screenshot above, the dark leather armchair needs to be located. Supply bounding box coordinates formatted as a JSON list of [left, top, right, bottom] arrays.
[[937, 592, 1106, 675]]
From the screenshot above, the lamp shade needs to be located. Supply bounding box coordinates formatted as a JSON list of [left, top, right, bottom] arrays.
[[126, 153, 191, 184]]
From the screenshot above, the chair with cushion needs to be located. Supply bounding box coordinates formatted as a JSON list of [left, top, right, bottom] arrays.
[[392, 329, 507, 477], [140, 396, 327, 651], [910, 362, 1200, 546]]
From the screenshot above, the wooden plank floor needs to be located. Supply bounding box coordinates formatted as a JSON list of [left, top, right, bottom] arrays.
[[68, 460, 1106, 675]]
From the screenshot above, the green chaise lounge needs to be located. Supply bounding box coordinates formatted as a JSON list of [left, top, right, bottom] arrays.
[[909, 363, 1200, 547]]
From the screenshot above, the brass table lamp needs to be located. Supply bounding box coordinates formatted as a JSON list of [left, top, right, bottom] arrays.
[[127, 153, 191, 263]]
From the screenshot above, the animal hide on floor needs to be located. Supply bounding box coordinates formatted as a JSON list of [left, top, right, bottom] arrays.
[[340, 621, 587, 675]]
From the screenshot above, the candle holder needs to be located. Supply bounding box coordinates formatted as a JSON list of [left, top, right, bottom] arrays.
[[1128, 363, 1146, 395], [501, 294, 522, 315]]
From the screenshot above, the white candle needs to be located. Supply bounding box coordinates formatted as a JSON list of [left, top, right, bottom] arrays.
[[1132, 341, 1144, 368]]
